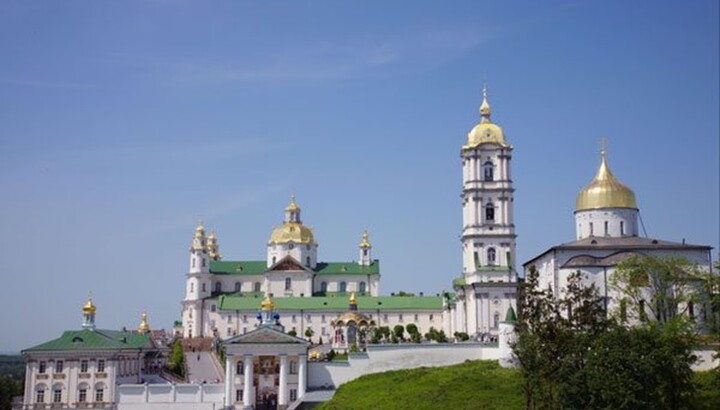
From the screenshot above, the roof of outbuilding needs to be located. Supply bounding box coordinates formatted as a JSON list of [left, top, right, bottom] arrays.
[[218, 294, 443, 312], [24, 329, 154, 352]]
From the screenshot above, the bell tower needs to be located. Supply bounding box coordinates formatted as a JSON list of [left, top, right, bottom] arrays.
[[454, 88, 518, 336]]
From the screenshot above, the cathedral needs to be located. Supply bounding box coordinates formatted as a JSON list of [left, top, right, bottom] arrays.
[[524, 145, 713, 322]]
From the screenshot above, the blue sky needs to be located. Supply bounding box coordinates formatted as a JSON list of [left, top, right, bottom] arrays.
[[1, 1, 717, 353]]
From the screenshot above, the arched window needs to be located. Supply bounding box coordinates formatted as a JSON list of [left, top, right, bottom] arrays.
[[604, 221, 609, 236], [36, 384, 47, 404], [285, 278, 292, 291], [493, 312, 500, 329], [272, 256, 277, 264], [320, 281, 327, 293], [483, 161, 494, 181], [236, 361, 244, 375], [359, 281, 367, 294], [485, 203, 495, 222], [77, 383, 89, 403], [620, 221, 625, 236], [234, 282, 241, 293], [94, 382, 106, 402], [192, 258, 196, 268], [487, 248, 496, 265], [215, 282, 222, 293], [253, 282, 261, 293], [339, 282, 347, 293], [190, 283, 194, 293]]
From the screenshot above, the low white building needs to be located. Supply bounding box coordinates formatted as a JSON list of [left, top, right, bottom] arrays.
[[20, 299, 163, 409]]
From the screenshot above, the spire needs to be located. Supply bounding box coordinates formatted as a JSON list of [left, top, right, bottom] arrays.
[[81, 296, 96, 330], [138, 312, 150, 334], [479, 86, 491, 123]]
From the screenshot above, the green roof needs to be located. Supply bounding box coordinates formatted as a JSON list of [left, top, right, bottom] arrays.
[[211, 260, 267, 275], [210, 260, 380, 276], [219, 294, 442, 312], [315, 261, 380, 275], [24, 329, 153, 352]]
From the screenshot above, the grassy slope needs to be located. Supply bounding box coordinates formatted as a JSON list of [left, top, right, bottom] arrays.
[[317, 360, 524, 410], [318, 360, 720, 410]]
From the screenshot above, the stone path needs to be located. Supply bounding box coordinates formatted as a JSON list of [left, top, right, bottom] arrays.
[[185, 351, 223, 383]]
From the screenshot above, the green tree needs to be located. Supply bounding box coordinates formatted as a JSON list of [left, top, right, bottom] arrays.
[[287, 329, 297, 337], [167, 339, 186, 378], [454, 332, 470, 341], [393, 325, 405, 342], [304, 327, 314, 343], [406, 323, 421, 343]]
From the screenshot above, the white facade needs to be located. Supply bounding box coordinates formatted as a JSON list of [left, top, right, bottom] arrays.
[[453, 89, 518, 337]]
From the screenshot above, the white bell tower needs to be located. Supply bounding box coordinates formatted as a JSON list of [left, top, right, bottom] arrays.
[[454, 88, 518, 337], [182, 221, 211, 338], [358, 230, 372, 266]]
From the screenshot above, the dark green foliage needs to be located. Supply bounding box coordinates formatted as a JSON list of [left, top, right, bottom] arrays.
[[287, 329, 297, 337], [423, 327, 448, 343], [454, 332, 470, 341], [304, 327, 314, 343], [406, 324, 422, 343], [516, 264, 700, 410], [167, 339, 186, 378], [392, 325, 405, 341]]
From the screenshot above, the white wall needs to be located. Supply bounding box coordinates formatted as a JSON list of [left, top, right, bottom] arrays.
[[307, 343, 499, 389], [117, 383, 224, 410]]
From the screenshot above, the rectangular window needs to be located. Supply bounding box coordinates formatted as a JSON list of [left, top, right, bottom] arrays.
[[292, 315, 297, 323], [290, 389, 297, 401], [36, 389, 45, 403], [227, 315, 232, 323], [53, 389, 62, 403], [383, 314, 388, 323], [97, 359, 105, 372], [429, 314, 434, 321], [55, 360, 63, 373], [80, 360, 88, 373], [227, 328, 232, 337], [211, 304, 216, 312], [604, 221, 608, 236], [399, 314, 404, 322], [78, 389, 87, 403], [236, 361, 244, 375], [307, 315, 312, 323], [243, 315, 248, 323], [321, 315, 326, 323], [414, 314, 418, 322], [322, 327, 327, 335], [620, 221, 625, 235], [38, 361, 46, 374], [95, 388, 104, 402], [290, 360, 297, 374], [236, 389, 243, 402], [202, 283, 206, 292]]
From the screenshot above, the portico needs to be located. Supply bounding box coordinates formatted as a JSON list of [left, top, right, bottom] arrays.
[[223, 295, 309, 410]]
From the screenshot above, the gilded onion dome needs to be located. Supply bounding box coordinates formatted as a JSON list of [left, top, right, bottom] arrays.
[[207, 231, 221, 260], [192, 221, 208, 250], [261, 293, 275, 312], [576, 147, 637, 211], [269, 196, 316, 244], [464, 87, 508, 149], [359, 230, 371, 249], [82, 297, 96, 314], [138, 312, 150, 334]]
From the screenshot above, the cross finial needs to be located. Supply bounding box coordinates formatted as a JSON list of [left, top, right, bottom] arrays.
[[599, 137, 608, 157]]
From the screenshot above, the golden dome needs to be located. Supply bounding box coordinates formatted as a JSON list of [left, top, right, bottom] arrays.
[[269, 223, 315, 244], [138, 312, 150, 334], [261, 294, 275, 312], [349, 292, 357, 305], [285, 195, 300, 212], [464, 88, 508, 149], [359, 230, 371, 249], [576, 147, 637, 211], [333, 311, 374, 327], [82, 298, 96, 315]]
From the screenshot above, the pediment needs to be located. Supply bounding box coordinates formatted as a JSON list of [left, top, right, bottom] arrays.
[[224, 326, 309, 345], [268, 256, 310, 272]]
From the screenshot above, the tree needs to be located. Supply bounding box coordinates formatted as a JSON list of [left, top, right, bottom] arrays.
[[167, 339, 186, 378], [454, 332, 470, 341], [393, 325, 405, 342], [515, 264, 699, 409], [304, 328, 314, 343], [406, 323, 421, 343], [287, 329, 297, 337], [611, 255, 703, 325]]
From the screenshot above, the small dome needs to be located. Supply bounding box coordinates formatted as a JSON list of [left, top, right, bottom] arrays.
[[576, 148, 637, 211], [261, 294, 275, 312], [269, 223, 315, 244], [285, 195, 300, 212], [82, 298, 96, 314], [138, 312, 150, 334], [464, 88, 507, 149]]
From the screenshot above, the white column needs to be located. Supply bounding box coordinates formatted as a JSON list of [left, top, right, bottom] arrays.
[[224, 356, 232, 407], [242, 355, 253, 408], [278, 355, 288, 406], [297, 355, 307, 399]]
